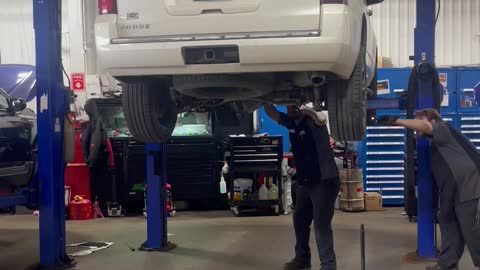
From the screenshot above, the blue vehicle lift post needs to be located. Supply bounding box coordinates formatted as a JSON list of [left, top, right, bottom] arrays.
[[33, 0, 73, 268], [141, 143, 176, 251], [414, 0, 437, 259], [367, 0, 438, 260]]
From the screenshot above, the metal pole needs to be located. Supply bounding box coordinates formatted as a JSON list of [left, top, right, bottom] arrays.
[[142, 142, 176, 251], [361, 224, 366, 270], [415, 0, 437, 259], [161, 143, 169, 247], [33, 0, 70, 266], [144, 143, 163, 250]]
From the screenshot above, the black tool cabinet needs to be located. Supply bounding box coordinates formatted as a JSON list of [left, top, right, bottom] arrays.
[[109, 137, 146, 213], [165, 136, 218, 202], [108, 136, 219, 213], [225, 136, 283, 216]]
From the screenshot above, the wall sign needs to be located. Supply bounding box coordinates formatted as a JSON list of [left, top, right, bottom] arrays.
[[71, 73, 85, 91]]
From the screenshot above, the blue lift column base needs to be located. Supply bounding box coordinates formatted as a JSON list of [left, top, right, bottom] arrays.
[[139, 241, 177, 252], [404, 252, 438, 263]]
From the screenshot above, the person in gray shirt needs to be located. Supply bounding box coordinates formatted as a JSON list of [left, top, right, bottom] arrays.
[[378, 109, 480, 270]]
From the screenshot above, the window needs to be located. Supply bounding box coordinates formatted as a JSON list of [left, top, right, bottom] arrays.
[[172, 112, 212, 136], [0, 94, 9, 111], [100, 107, 130, 137], [99, 106, 213, 137]]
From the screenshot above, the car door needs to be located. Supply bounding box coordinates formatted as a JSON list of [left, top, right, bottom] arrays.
[[0, 90, 34, 187]]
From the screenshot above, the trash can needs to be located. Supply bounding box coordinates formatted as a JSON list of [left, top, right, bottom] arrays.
[[339, 169, 365, 212]]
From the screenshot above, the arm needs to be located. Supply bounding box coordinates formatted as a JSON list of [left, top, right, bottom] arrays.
[[394, 119, 434, 135], [301, 108, 327, 127], [264, 104, 282, 123], [264, 104, 293, 128]]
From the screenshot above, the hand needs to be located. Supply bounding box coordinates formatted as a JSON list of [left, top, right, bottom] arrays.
[[300, 108, 327, 126], [376, 115, 399, 126]]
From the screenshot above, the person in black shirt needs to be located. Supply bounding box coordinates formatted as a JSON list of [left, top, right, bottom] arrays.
[[264, 104, 339, 270]]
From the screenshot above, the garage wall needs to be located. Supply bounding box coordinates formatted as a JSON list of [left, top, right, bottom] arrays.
[[0, 1, 36, 65], [371, 0, 480, 67], [0, 0, 84, 76], [2, 1, 479, 72]]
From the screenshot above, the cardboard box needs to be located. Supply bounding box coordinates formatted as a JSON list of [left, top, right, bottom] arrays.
[[377, 56, 394, 68], [364, 192, 383, 211]]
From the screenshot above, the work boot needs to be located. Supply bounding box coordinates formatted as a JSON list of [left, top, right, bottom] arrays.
[[425, 264, 459, 270], [283, 259, 311, 270]]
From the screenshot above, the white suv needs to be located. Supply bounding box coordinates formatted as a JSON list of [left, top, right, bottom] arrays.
[[95, 0, 383, 142]]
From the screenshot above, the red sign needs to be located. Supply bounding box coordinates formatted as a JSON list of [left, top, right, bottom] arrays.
[[71, 73, 85, 91]]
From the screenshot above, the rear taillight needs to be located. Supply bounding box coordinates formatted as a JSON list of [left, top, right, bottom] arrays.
[[98, 0, 117, 15], [322, 0, 348, 4]]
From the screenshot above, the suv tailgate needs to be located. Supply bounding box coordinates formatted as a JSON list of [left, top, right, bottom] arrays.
[[115, 0, 320, 39]]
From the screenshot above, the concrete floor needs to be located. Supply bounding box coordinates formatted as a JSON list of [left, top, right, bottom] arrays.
[[0, 208, 475, 270]]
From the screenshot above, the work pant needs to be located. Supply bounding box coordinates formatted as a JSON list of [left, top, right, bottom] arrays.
[[438, 186, 480, 268], [293, 178, 339, 270], [89, 165, 110, 210]]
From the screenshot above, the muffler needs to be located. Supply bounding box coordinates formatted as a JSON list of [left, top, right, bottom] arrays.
[[309, 72, 326, 87]]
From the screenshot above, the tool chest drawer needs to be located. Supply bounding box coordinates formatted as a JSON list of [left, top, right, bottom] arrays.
[[459, 115, 480, 150], [363, 126, 406, 205], [225, 136, 283, 171]]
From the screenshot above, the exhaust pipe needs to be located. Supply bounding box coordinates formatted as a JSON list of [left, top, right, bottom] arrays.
[[309, 72, 326, 87]]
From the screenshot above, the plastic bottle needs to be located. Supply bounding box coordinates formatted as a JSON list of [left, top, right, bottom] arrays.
[[269, 183, 279, 200], [221, 161, 230, 175], [259, 184, 269, 200], [220, 175, 227, 194], [243, 190, 250, 201]]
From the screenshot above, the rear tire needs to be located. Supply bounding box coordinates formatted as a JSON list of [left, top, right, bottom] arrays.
[[367, 51, 378, 126], [123, 80, 178, 142], [328, 23, 368, 142]]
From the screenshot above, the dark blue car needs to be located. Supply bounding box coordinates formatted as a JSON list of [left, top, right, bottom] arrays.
[[0, 65, 36, 194]]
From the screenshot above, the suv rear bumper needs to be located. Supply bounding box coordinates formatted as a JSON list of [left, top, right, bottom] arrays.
[[95, 9, 360, 80]]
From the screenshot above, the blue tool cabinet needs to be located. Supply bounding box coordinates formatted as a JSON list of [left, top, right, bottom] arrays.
[[363, 67, 480, 206], [364, 126, 406, 205], [437, 68, 458, 114], [457, 68, 480, 150], [363, 68, 410, 205], [256, 68, 480, 206], [458, 115, 480, 150], [457, 68, 480, 113]]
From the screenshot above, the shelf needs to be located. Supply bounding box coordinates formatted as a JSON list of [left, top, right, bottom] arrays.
[[367, 126, 405, 130], [230, 200, 280, 208], [366, 151, 404, 155], [367, 142, 405, 146], [367, 167, 404, 171], [461, 117, 480, 121], [366, 134, 405, 138], [366, 160, 403, 164], [232, 166, 280, 173]]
